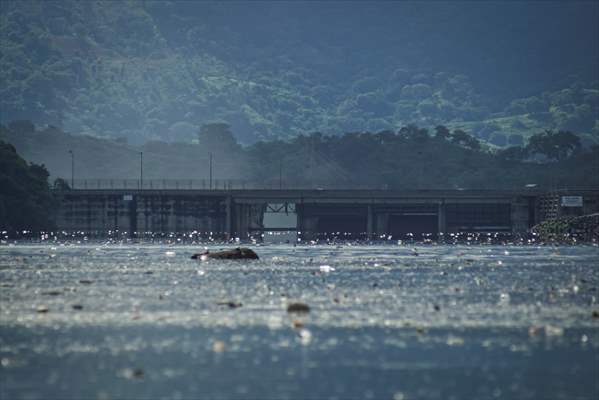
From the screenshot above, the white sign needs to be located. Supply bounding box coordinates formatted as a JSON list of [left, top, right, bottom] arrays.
[[561, 196, 583, 207], [123, 194, 133, 201]]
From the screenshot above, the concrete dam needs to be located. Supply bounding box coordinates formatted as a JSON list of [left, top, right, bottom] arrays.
[[53, 188, 599, 239]]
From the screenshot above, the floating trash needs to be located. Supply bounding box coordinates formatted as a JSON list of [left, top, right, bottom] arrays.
[[212, 340, 225, 353], [297, 328, 312, 345], [287, 303, 310, 314], [319, 265, 335, 273]]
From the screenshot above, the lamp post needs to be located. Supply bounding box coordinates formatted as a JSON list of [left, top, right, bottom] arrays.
[[209, 152, 213, 190], [68, 150, 74, 189], [139, 151, 143, 190]]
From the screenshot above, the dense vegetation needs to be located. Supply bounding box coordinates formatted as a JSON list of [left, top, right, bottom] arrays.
[[2, 121, 597, 191], [1, 1, 597, 145], [0, 139, 55, 233]]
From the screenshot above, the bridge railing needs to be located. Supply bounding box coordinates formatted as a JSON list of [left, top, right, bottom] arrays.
[[53, 179, 599, 192], [54, 179, 390, 191]]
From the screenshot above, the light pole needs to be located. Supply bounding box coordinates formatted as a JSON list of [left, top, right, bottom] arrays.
[[279, 158, 283, 190], [139, 151, 143, 190], [209, 152, 213, 190], [68, 150, 74, 189]]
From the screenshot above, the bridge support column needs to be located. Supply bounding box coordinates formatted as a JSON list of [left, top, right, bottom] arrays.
[[438, 201, 446, 236], [128, 196, 138, 238], [367, 205, 374, 238], [511, 196, 530, 235], [225, 196, 232, 240]]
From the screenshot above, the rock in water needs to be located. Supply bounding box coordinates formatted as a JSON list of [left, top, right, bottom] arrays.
[[191, 247, 259, 260], [287, 303, 310, 314]]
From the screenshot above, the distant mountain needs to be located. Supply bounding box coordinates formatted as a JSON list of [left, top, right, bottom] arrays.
[[1, 1, 597, 144]]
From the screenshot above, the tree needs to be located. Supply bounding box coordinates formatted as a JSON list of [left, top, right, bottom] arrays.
[[526, 130, 581, 161], [451, 129, 480, 150], [398, 124, 429, 143], [434, 125, 451, 140], [0, 141, 56, 234], [497, 146, 528, 162], [197, 123, 240, 153]]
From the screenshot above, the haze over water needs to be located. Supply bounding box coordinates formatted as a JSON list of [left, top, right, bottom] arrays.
[[1, 242, 598, 399]]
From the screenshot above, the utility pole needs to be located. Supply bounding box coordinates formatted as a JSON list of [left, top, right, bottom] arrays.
[[68, 150, 74, 189], [209, 152, 213, 190], [140, 151, 143, 190]]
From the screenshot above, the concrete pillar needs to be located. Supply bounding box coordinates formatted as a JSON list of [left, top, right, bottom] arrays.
[[437, 201, 446, 235], [367, 205, 374, 238], [376, 213, 389, 236], [511, 196, 530, 235], [296, 203, 304, 234], [225, 196, 233, 239], [128, 195, 137, 238]]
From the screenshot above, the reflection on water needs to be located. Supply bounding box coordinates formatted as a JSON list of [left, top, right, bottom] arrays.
[[1, 243, 598, 399]]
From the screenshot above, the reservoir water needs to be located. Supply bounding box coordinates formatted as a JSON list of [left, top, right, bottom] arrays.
[[1, 243, 598, 399]]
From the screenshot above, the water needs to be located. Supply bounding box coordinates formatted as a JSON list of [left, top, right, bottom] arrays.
[[1, 243, 598, 399]]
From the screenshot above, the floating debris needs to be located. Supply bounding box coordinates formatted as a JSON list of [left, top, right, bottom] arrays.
[[120, 368, 144, 380], [528, 326, 540, 336], [287, 303, 310, 314], [72, 304, 83, 310], [292, 320, 304, 329], [544, 325, 564, 337], [297, 328, 312, 345], [36, 305, 49, 313], [41, 290, 61, 296], [319, 265, 335, 273], [212, 340, 225, 353], [79, 279, 93, 285], [217, 302, 242, 309]]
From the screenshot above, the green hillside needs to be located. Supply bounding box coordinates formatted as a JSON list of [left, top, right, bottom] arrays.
[[1, 1, 597, 145]]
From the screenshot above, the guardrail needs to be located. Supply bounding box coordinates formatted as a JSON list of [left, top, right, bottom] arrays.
[[53, 179, 391, 191], [52, 179, 599, 192]]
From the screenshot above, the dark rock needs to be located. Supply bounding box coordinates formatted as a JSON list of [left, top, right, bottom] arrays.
[[217, 302, 242, 309], [72, 304, 83, 310], [433, 304, 441, 311], [132, 368, 144, 379], [593, 311, 599, 319], [191, 247, 259, 260], [287, 303, 310, 314], [41, 290, 62, 296]]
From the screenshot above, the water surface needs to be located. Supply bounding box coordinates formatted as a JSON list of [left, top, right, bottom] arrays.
[[1, 243, 598, 399]]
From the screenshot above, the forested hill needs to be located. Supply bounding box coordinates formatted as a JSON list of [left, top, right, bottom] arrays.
[[1, 1, 598, 145]]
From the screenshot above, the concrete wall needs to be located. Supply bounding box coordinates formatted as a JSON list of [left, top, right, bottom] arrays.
[[55, 189, 598, 238], [55, 192, 229, 237]]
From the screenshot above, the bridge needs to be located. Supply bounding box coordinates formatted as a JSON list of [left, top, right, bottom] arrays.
[[52, 187, 599, 239]]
